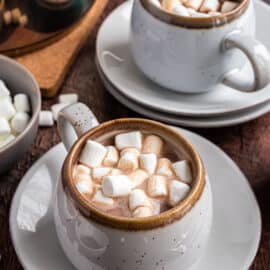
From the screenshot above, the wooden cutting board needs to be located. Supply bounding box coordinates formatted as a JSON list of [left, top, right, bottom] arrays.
[[14, 0, 109, 98]]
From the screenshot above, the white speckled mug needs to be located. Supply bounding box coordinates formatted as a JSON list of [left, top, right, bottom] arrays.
[[130, 0, 270, 93], [54, 103, 213, 270]]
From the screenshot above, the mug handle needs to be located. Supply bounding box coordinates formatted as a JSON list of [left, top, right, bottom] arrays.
[[57, 103, 99, 151], [222, 31, 270, 92]]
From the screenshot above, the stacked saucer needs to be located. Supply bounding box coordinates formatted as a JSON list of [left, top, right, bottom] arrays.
[[96, 0, 270, 128]]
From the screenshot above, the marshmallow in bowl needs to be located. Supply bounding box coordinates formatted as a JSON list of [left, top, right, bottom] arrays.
[[103, 146, 119, 166], [169, 180, 190, 206], [142, 135, 163, 156], [75, 174, 93, 195], [129, 189, 151, 211], [115, 131, 142, 150], [129, 169, 149, 188], [147, 175, 168, 197], [0, 80, 10, 97], [0, 80, 31, 149], [158, 0, 239, 16], [92, 187, 114, 206], [0, 117, 11, 137], [221, 1, 238, 12], [102, 175, 133, 197], [79, 140, 107, 168], [73, 132, 194, 218], [172, 160, 193, 184], [200, 0, 220, 12], [139, 153, 157, 174], [11, 112, 30, 134], [132, 206, 153, 218], [118, 148, 140, 171], [0, 97, 16, 120], [14, 94, 30, 113]]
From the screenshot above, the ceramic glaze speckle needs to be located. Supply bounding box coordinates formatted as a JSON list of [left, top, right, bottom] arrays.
[[130, 0, 260, 93], [54, 177, 212, 270]]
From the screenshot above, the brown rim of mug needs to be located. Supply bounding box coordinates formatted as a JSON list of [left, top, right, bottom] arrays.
[[62, 118, 206, 231], [140, 0, 249, 28]]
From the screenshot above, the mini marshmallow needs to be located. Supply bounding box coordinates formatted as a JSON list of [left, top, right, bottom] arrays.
[[172, 160, 193, 184], [221, 1, 238, 13], [169, 180, 190, 206], [3, 11, 12, 25], [75, 174, 93, 195], [208, 11, 221, 16], [156, 158, 173, 177], [93, 167, 111, 183], [115, 131, 142, 150], [59, 93, 79, 104], [184, 0, 204, 11], [129, 169, 149, 188], [79, 140, 107, 168], [188, 8, 210, 16], [103, 146, 119, 166], [11, 112, 30, 134], [14, 94, 30, 113], [0, 117, 11, 138], [139, 153, 157, 174], [92, 188, 114, 205], [11, 8, 21, 24], [39, 111, 54, 127], [75, 164, 91, 176], [118, 149, 139, 171], [102, 175, 133, 197], [147, 175, 168, 197], [142, 135, 163, 156], [0, 97, 16, 120], [162, 0, 181, 11], [132, 206, 153, 218], [200, 0, 220, 12], [0, 80, 10, 97], [19, 14, 28, 26], [51, 103, 69, 121], [172, 3, 190, 16], [150, 0, 162, 8], [129, 189, 150, 211], [0, 134, 16, 148], [110, 168, 122, 176]]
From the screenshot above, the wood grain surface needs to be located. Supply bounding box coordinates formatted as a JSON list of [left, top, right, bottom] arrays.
[[0, 1, 270, 269]]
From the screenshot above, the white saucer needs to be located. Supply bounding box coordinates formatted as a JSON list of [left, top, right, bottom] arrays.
[[96, 0, 270, 117], [10, 128, 261, 270], [97, 61, 270, 128]]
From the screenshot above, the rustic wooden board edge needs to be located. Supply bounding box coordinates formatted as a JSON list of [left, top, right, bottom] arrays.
[[16, 0, 109, 98]]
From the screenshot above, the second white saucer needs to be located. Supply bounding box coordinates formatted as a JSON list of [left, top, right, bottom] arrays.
[[10, 128, 261, 270], [97, 60, 270, 128], [96, 0, 270, 117]]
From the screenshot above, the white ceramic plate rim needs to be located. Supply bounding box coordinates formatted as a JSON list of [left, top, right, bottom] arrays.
[[9, 132, 261, 269], [96, 0, 270, 117], [96, 60, 270, 128]]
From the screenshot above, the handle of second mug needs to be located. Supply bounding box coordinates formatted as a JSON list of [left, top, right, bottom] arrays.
[[57, 102, 99, 151], [222, 31, 270, 92]]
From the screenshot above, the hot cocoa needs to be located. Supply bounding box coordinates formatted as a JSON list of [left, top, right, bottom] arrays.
[[72, 131, 193, 218]]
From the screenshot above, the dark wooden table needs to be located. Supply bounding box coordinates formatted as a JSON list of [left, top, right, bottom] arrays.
[[1, 1, 270, 269]]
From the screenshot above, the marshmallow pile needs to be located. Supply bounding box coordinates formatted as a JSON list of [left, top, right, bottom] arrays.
[[0, 80, 31, 149], [39, 93, 79, 127], [151, 0, 240, 17], [73, 131, 193, 218]]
